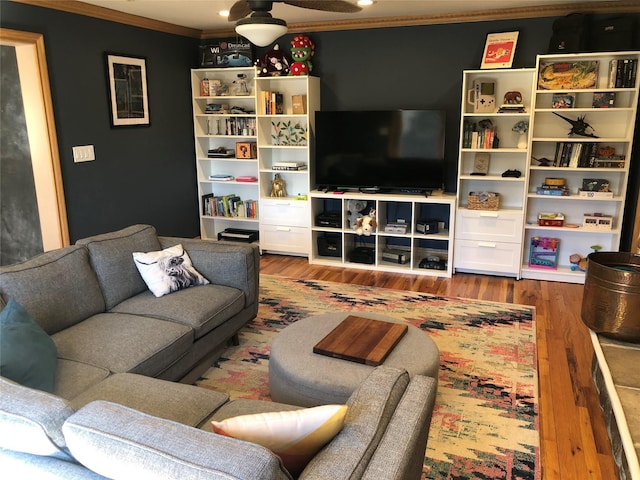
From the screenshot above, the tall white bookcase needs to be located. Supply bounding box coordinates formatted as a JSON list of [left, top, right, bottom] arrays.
[[190, 67, 259, 241], [454, 68, 536, 278], [522, 51, 639, 283], [255, 75, 320, 256]]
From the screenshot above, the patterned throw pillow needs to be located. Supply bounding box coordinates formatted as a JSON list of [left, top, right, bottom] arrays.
[[133, 244, 209, 297], [0, 299, 57, 392], [212, 404, 347, 476]]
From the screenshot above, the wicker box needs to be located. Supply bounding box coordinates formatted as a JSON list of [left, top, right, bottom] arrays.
[[468, 192, 499, 210]]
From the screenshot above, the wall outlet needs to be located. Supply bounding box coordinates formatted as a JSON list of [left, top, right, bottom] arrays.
[[73, 145, 95, 163]]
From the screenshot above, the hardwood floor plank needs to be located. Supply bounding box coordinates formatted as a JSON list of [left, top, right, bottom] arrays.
[[258, 254, 617, 479]]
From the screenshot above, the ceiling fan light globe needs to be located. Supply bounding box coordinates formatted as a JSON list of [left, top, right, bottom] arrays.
[[235, 17, 287, 47]]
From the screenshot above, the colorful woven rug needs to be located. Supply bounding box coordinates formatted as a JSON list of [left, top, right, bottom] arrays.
[[198, 275, 540, 480]]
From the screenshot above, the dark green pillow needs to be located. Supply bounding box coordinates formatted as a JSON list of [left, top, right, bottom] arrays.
[[0, 299, 57, 392]]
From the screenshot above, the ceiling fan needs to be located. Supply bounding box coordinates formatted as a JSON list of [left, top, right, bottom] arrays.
[[229, 1, 362, 47]]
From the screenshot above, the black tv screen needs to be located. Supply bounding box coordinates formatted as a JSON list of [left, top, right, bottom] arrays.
[[314, 110, 446, 193]]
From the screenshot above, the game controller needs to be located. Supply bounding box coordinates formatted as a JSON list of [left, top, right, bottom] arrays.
[[502, 169, 522, 178]]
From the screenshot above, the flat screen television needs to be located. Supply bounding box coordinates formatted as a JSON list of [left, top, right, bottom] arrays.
[[314, 110, 446, 193]]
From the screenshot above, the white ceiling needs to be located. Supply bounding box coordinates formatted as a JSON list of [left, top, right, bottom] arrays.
[[74, 0, 611, 32]]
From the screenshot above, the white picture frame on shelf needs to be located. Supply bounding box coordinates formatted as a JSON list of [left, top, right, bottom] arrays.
[[481, 31, 519, 69]]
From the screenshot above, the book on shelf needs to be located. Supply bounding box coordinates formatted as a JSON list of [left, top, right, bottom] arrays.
[[216, 117, 256, 136], [553, 142, 598, 168], [272, 161, 307, 171], [262, 90, 284, 115], [201, 193, 258, 218], [608, 58, 638, 88], [462, 120, 497, 149]]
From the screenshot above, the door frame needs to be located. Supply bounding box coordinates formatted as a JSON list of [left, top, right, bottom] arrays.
[[0, 28, 69, 250]]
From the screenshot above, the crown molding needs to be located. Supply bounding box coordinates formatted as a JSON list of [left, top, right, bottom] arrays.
[[12, 0, 202, 38], [12, 0, 640, 40]]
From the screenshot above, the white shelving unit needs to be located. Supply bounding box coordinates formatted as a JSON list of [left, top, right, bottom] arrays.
[[309, 191, 456, 277], [521, 51, 639, 283], [454, 68, 536, 278], [190, 67, 259, 241], [255, 76, 320, 256]]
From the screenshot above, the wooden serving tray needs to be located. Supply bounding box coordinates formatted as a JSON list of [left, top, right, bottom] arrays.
[[313, 315, 408, 366]]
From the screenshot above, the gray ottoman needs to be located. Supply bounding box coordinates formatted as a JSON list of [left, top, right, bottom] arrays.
[[269, 312, 439, 407]]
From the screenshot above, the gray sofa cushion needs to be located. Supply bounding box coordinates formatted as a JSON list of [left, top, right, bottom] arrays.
[[52, 313, 193, 377], [299, 366, 409, 480], [111, 284, 245, 339], [76, 224, 161, 310], [54, 359, 111, 401], [0, 449, 108, 480], [0, 245, 105, 334], [63, 401, 293, 480], [70, 373, 229, 428], [0, 377, 74, 460]]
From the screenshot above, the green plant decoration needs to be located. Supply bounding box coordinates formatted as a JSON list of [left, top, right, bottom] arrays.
[[271, 121, 307, 146]]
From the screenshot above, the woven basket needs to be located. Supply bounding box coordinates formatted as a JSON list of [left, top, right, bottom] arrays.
[[468, 191, 499, 210]]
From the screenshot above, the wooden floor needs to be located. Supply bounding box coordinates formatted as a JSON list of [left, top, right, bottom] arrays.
[[260, 254, 618, 479]]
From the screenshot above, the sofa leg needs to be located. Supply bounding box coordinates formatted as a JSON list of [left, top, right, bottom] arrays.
[[231, 333, 240, 346]]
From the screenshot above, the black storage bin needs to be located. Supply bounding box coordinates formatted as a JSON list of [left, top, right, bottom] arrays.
[[317, 235, 342, 257]]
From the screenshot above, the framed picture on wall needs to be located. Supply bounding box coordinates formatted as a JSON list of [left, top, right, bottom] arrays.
[[481, 31, 519, 69], [105, 53, 150, 127]]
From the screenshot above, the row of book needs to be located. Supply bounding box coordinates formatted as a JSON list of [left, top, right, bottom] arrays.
[[261, 90, 284, 115], [552, 142, 625, 168], [218, 118, 256, 136], [462, 120, 498, 149], [608, 58, 638, 88], [201, 193, 258, 219]]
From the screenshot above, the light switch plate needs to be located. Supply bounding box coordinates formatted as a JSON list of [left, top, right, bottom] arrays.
[[73, 145, 95, 163]]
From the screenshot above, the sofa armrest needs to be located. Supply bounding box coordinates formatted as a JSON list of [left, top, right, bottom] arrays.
[[63, 401, 292, 480], [361, 374, 437, 480], [159, 237, 259, 311]]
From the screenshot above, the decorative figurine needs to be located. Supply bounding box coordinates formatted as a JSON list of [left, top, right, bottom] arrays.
[[553, 112, 598, 138], [256, 44, 290, 77], [270, 173, 287, 197], [289, 35, 315, 76]]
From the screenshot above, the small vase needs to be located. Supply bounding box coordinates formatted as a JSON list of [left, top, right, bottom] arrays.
[[517, 133, 527, 149]]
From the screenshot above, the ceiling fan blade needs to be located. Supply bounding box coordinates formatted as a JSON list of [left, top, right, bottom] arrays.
[[228, 1, 253, 22], [284, 1, 362, 13]]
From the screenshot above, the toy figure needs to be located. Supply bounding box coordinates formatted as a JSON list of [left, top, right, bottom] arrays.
[[355, 209, 377, 236], [553, 112, 598, 138], [256, 44, 290, 77], [289, 35, 315, 76]]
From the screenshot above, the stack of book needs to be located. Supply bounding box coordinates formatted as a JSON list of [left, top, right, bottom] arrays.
[[221, 117, 256, 136], [272, 161, 307, 171], [201, 193, 258, 218], [608, 58, 638, 88], [536, 178, 569, 196]]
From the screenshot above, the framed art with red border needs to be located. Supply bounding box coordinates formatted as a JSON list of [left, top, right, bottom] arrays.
[[481, 31, 519, 69]]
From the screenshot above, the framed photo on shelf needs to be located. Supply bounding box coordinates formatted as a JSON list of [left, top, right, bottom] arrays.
[[481, 31, 519, 69], [105, 53, 150, 127]]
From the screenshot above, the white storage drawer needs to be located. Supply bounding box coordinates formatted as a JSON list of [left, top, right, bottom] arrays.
[[455, 209, 524, 243], [453, 239, 521, 275], [260, 225, 309, 255], [260, 200, 309, 227]]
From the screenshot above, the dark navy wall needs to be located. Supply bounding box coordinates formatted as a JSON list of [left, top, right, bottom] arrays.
[[1, 2, 200, 241], [2, 3, 638, 248]]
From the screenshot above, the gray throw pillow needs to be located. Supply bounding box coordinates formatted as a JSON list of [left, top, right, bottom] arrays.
[[0, 299, 57, 392]]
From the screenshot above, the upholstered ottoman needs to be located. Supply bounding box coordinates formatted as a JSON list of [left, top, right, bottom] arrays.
[[269, 312, 439, 407]]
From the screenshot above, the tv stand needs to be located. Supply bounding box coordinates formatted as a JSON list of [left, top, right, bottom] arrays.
[[310, 190, 456, 278]]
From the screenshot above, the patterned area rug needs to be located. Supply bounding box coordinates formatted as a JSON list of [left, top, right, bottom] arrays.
[[198, 275, 540, 480]]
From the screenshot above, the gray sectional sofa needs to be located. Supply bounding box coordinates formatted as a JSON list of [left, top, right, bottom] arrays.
[[0, 224, 438, 479]]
